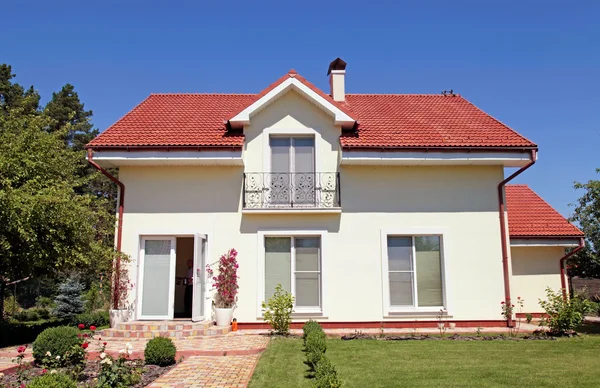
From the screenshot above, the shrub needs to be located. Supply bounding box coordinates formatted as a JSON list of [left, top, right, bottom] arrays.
[[97, 343, 142, 388], [525, 313, 533, 324], [3, 295, 20, 318], [36, 296, 56, 309], [305, 330, 327, 368], [73, 310, 110, 328], [28, 372, 77, 388], [53, 278, 85, 319], [313, 357, 343, 388], [303, 320, 323, 345], [0, 319, 67, 347], [32, 326, 83, 365], [84, 283, 108, 312], [262, 284, 294, 335], [539, 287, 591, 335], [144, 337, 177, 366]]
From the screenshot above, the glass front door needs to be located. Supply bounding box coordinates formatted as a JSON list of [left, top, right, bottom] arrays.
[[138, 237, 176, 320], [192, 234, 207, 322]]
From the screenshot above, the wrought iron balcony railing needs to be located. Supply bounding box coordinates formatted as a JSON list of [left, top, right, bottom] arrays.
[[243, 172, 341, 209]]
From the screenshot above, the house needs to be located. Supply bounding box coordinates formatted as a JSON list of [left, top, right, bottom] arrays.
[[86, 58, 583, 328]]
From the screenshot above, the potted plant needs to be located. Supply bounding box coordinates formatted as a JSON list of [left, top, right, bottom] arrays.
[[109, 254, 134, 327], [206, 248, 239, 327]]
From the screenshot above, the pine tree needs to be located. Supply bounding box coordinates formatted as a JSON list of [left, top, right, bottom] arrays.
[[53, 278, 85, 319]]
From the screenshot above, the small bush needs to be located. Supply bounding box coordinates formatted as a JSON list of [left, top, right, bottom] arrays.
[[305, 330, 327, 368], [539, 287, 591, 335], [262, 284, 294, 335], [28, 372, 77, 388], [525, 313, 533, 324], [73, 310, 110, 328], [303, 320, 322, 345], [3, 295, 21, 318], [313, 357, 343, 388], [32, 326, 83, 365], [36, 296, 56, 309], [144, 337, 177, 366]]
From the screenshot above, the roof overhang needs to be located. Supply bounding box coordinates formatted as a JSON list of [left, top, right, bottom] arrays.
[[228, 77, 355, 128], [510, 237, 583, 247], [87, 149, 244, 168], [340, 148, 536, 167]]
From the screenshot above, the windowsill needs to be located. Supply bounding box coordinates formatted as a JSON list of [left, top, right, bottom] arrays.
[[243, 207, 342, 214], [385, 308, 452, 318]]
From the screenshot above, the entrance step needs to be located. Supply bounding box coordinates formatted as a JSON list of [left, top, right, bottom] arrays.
[[99, 320, 231, 339]]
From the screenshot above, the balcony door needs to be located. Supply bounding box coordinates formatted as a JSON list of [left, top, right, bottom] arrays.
[[270, 136, 315, 206]]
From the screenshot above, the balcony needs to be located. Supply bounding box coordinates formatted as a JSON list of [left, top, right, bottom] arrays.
[[243, 172, 341, 213]]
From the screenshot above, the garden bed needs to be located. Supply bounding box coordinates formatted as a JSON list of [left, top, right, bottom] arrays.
[[340, 332, 561, 341], [0, 360, 176, 387]]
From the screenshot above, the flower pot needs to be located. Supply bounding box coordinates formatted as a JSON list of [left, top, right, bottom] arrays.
[[109, 309, 130, 328], [215, 307, 234, 327]]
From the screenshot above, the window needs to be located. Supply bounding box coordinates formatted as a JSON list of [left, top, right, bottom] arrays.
[[386, 235, 443, 308], [265, 236, 321, 309], [269, 136, 315, 206]]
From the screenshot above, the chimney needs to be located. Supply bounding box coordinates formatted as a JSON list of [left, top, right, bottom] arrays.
[[327, 57, 347, 102]]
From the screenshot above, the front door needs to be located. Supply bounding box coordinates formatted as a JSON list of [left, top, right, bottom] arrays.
[[192, 234, 207, 322], [138, 237, 176, 320]]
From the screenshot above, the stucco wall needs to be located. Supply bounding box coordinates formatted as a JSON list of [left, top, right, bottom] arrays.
[[510, 246, 565, 312], [117, 89, 507, 323]]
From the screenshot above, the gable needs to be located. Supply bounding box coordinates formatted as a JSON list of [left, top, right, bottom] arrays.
[[228, 70, 355, 128]]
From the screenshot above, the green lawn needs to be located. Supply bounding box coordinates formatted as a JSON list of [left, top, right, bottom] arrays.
[[248, 336, 600, 387]]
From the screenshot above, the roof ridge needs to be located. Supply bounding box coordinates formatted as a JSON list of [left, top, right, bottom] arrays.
[[346, 93, 462, 97], [149, 93, 256, 96]]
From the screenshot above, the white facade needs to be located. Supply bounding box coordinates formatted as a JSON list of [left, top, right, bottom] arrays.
[[108, 88, 566, 324]]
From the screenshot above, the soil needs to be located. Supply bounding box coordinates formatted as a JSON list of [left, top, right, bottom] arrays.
[[1, 360, 176, 387], [340, 332, 561, 341]]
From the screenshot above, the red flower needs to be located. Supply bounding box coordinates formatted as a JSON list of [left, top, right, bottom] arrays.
[[90, 325, 96, 331], [500, 301, 505, 305], [42, 368, 48, 374], [103, 342, 107, 346], [83, 334, 88, 338], [17, 346, 26, 353], [81, 342, 89, 349], [20, 384, 25, 388], [98, 337, 102, 340], [78, 324, 85, 330]]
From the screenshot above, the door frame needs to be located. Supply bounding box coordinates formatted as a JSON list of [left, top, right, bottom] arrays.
[[137, 236, 177, 320], [135, 232, 212, 321]]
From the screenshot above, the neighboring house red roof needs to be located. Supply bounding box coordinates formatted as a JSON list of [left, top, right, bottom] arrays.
[[506, 185, 584, 238], [86, 71, 536, 149]]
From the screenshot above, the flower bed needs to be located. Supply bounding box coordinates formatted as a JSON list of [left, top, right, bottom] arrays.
[[0, 360, 175, 387], [340, 332, 559, 341]]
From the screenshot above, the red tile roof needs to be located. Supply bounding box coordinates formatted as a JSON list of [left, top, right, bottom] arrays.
[[87, 71, 536, 149], [342, 94, 535, 149], [506, 185, 583, 238]]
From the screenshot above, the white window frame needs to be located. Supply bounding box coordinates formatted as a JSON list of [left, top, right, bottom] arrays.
[[257, 229, 327, 317], [381, 228, 451, 316], [262, 127, 321, 174]]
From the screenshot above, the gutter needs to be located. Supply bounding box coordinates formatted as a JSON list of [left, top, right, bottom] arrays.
[[560, 237, 585, 300], [497, 149, 537, 327], [87, 149, 125, 309]]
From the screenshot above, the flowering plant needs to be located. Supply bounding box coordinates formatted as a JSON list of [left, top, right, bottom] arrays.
[[206, 248, 239, 308], [96, 342, 142, 388]]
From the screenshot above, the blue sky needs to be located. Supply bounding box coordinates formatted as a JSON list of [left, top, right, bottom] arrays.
[[4, 1, 599, 217]]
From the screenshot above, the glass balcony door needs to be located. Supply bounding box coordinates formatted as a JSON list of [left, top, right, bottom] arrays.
[[269, 136, 315, 206]]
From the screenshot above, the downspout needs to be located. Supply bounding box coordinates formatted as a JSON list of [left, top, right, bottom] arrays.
[[87, 149, 125, 310], [498, 149, 537, 327], [560, 237, 585, 300]]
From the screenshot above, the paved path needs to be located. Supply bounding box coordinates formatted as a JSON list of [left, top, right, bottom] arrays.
[[148, 355, 260, 388]]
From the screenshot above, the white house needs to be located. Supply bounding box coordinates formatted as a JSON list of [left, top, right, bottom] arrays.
[[86, 58, 583, 329]]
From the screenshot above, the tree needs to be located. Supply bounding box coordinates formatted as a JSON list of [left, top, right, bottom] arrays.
[[43, 84, 98, 151], [0, 108, 115, 319], [0, 64, 40, 115], [568, 169, 600, 278], [53, 277, 85, 319]]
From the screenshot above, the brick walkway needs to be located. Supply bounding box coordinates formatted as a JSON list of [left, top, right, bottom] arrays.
[[148, 355, 260, 388]]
